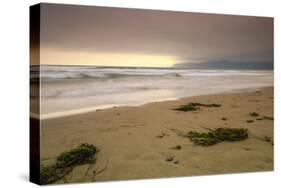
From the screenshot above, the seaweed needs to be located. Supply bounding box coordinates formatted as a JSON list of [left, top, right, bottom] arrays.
[[263, 116, 274, 121], [173, 102, 221, 112], [187, 128, 248, 146], [246, 120, 254, 123], [40, 143, 97, 185], [264, 136, 272, 142], [249, 112, 259, 117], [56, 143, 96, 168], [190, 102, 221, 107], [173, 103, 199, 112], [40, 165, 72, 185]]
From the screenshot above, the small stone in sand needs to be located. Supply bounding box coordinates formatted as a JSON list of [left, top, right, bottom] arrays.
[[222, 117, 227, 121], [264, 136, 271, 142], [174, 160, 179, 164], [156, 133, 169, 138], [116, 113, 120, 115], [249, 112, 259, 117], [165, 156, 174, 162], [96, 109, 102, 111], [170, 145, 181, 150], [246, 120, 254, 123], [256, 117, 263, 120]]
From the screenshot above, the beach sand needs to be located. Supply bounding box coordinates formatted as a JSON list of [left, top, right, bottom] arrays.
[[40, 87, 273, 183]]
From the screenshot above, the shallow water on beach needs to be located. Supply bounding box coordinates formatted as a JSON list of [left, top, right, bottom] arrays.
[[33, 65, 273, 119]]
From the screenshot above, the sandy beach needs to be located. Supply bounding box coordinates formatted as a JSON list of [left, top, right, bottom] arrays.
[[40, 87, 273, 183]]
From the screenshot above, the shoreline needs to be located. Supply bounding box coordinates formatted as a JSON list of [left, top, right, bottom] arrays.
[[41, 86, 273, 183], [37, 86, 272, 120]]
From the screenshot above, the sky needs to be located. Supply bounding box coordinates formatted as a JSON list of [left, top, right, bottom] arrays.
[[38, 3, 273, 69]]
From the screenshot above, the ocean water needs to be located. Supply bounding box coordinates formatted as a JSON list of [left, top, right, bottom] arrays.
[[33, 65, 273, 119]]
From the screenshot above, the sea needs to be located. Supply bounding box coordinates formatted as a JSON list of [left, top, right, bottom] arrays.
[[31, 65, 273, 119]]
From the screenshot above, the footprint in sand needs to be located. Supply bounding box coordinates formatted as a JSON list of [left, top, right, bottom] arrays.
[[98, 127, 119, 132], [141, 154, 159, 161], [124, 152, 142, 161]]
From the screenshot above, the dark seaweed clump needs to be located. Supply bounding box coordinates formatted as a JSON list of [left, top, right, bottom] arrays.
[[174, 103, 199, 112], [249, 112, 259, 117], [190, 103, 221, 108], [40, 143, 97, 185], [263, 116, 274, 121], [187, 128, 248, 146], [173, 102, 221, 112]]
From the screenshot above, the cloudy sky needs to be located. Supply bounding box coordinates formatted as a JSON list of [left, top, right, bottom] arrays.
[[39, 3, 273, 69]]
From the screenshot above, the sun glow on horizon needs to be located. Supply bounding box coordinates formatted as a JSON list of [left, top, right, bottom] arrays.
[[41, 48, 178, 68]]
